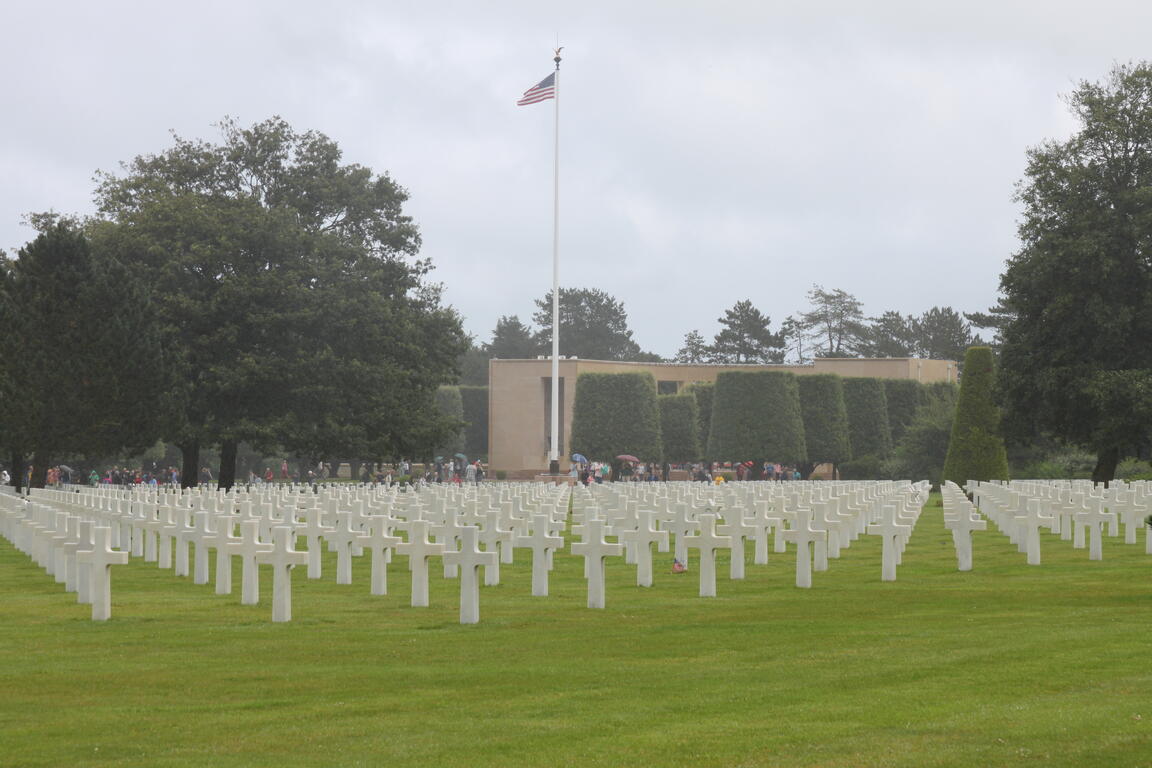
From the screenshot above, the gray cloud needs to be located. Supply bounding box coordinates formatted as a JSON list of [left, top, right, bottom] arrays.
[[3, 0, 1149, 356]]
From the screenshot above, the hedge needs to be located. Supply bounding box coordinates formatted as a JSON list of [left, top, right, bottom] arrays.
[[684, 381, 714, 452], [884, 379, 922, 444], [570, 372, 662, 462], [797, 374, 851, 467], [943, 347, 1009, 484], [459, 385, 488, 459], [842, 377, 892, 460], [659, 393, 700, 462], [707, 370, 806, 465]]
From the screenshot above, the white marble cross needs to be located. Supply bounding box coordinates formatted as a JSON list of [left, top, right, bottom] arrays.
[[617, 509, 669, 588], [398, 519, 445, 607], [782, 507, 824, 589], [231, 518, 273, 605], [717, 509, 754, 580], [362, 514, 401, 596], [298, 506, 333, 579], [867, 503, 910, 582], [255, 526, 309, 622], [442, 526, 498, 624], [944, 510, 986, 571], [76, 526, 129, 621], [683, 512, 733, 597], [514, 513, 565, 596], [327, 511, 367, 585], [570, 518, 624, 609]]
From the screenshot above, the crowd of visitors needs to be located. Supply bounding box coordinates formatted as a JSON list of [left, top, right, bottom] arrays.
[[567, 459, 802, 485]]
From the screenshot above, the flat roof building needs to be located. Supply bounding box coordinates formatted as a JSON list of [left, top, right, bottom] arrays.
[[488, 357, 957, 477]]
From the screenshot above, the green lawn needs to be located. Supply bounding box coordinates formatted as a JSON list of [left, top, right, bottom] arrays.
[[2, 497, 1150, 767]]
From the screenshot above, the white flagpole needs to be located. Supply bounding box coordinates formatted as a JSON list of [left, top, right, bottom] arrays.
[[548, 50, 562, 475]]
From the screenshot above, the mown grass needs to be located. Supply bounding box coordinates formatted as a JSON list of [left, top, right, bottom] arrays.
[[2, 495, 1150, 767]]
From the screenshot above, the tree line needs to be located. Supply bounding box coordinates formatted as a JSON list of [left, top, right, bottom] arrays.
[[0, 118, 465, 491], [458, 285, 985, 385]]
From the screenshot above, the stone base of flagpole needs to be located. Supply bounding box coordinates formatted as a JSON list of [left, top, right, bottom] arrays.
[[548, 460, 560, 475]]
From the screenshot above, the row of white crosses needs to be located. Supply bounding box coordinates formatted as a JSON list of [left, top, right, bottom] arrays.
[[0, 491, 128, 620], [4, 478, 931, 624], [8, 481, 571, 624], [968, 479, 1152, 565], [569, 480, 930, 595], [941, 482, 987, 571], [963, 481, 1152, 571]]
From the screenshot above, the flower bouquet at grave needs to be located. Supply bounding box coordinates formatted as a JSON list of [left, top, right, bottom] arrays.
[[672, 558, 687, 573]]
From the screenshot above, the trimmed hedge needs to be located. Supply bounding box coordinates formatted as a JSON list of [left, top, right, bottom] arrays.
[[659, 393, 701, 462], [797, 374, 851, 467], [684, 381, 714, 452], [707, 370, 807, 465], [433, 385, 465, 456], [459, 385, 488, 459], [570, 372, 662, 462], [943, 347, 1009, 484], [884, 379, 922, 444], [842, 377, 892, 460]]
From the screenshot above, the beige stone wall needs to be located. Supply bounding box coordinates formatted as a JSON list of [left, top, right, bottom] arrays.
[[488, 357, 957, 474]]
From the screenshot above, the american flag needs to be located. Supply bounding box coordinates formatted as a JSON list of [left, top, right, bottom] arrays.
[[517, 73, 556, 106]]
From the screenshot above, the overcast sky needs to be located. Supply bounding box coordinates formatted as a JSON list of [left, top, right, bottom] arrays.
[[3, 1, 1149, 357]]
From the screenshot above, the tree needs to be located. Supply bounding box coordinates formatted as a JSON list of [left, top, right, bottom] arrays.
[[796, 374, 851, 477], [659, 393, 701, 463], [532, 288, 643, 361], [91, 117, 464, 488], [915, 306, 981, 362], [0, 222, 174, 488], [674, 330, 710, 363], [841, 377, 892, 461], [710, 300, 784, 363], [997, 63, 1152, 482], [485, 315, 538, 359], [798, 285, 866, 357], [893, 386, 958, 486], [707, 371, 806, 469], [570, 372, 662, 463], [883, 379, 923, 444], [857, 311, 917, 358], [457, 342, 489, 386], [683, 381, 715, 455], [943, 347, 1009, 484], [779, 315, 809, 364]]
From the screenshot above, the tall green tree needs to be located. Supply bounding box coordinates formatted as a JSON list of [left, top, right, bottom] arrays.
[[915, 307, 980, 362], [570, 372, 662, 463], [857, 311, 917, 358], [532, 288, 644, 361], [710, 300, 784, 363], [997, 63, 1152, 482], [659, 393, 701, 463], [485, 315, 538, 359], [842, 377, 892, 460], [0, 222, 174, 488], [707, 371, 806, 469], [674, 330, 710, 363], [943, 347, 1009, 484], [797, 374, 851, 476], [798, 285, 866, 357], [91, 117, 463, 488]]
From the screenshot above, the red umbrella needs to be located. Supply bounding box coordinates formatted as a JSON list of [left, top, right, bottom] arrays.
[[615, 454, 639, 463]]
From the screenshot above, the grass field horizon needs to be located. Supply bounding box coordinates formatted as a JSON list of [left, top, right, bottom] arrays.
[[2, 495, 1150, 767]]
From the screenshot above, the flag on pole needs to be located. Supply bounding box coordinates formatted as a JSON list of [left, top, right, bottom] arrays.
[[517, 73, 556, 106]]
